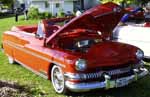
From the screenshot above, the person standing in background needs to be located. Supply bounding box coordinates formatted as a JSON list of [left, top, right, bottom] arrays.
[[24, 8, 28, 20], [15, 8, 20, 22], [118, 7, 144, 26], [144, 2, 150, 27], [144, 2, 150, 21]]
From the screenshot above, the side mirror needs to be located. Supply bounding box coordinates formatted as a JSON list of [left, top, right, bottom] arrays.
[[35, 33, 45, 40]]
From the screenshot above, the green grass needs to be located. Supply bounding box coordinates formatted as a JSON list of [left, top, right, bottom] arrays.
[[0, 15, 150, 97]]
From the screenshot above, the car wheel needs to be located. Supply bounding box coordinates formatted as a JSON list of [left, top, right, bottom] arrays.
[[51, 65, 68, 94], [8, 56, 15, 64]]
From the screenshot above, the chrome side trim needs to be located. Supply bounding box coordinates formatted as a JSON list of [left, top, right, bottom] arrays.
[[65, 68, 148, 92], [3, 40, 65, 68]]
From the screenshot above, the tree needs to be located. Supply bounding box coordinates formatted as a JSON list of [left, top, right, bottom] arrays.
[[0, 0, 14, 8], [100, 0, 136, 4], [138, 0, 150, 6], [100, 0, 150, 6]]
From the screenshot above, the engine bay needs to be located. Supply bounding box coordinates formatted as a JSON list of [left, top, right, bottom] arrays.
[[59, 38, 102, 53], [57, 29, 105, 53]]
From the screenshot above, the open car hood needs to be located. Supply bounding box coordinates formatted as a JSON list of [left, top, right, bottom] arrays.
[[46, 2, 126, 44]]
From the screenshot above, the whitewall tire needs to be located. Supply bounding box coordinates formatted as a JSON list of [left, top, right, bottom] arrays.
[[51, 65, 68, 94]]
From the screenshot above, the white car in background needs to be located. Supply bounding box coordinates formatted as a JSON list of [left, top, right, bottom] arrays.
[[113, 23, 150, 59], [113, 2, 150, 59]]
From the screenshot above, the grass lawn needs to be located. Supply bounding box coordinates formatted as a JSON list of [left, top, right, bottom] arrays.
[[0, 15, 150, 97]]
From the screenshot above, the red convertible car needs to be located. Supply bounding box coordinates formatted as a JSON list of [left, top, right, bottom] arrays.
[[2, 2, 148, 94]]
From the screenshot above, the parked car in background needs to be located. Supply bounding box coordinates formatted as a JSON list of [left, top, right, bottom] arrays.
[[113, 25, 150, 59], [0, 8, 13, 14], [65, 11, 74, 17], [2, 2, 148, 94], [113, 6, 150, 59]]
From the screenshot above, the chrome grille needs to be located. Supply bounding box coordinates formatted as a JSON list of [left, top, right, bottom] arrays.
[[81, 66, 131, 80], [65, 66, 132, 80], [107, 66, 131, 76], [85, 72, 102, 80]]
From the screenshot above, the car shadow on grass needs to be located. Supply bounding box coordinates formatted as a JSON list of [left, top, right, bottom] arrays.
[[66, 75, 150, 97]]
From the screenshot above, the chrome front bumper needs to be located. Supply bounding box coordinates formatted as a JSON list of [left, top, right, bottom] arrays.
[[65, 68, 148, 92]]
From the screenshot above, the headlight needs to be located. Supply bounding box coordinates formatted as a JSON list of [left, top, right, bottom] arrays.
[[75, 59, 87, 71], [136, 49, 144, 60]]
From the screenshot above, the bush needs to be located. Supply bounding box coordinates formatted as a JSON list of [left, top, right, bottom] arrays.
[[57, 8, 65, 18], [44, 12, 52, 19], [39, 12, 52, 19], [28, 7, 52, 19], [39, 12, 45, 19], [28, 7, 39, 19]]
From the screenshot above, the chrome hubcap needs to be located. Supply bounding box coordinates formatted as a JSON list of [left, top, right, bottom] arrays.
[[52, 66, 64, 93]]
